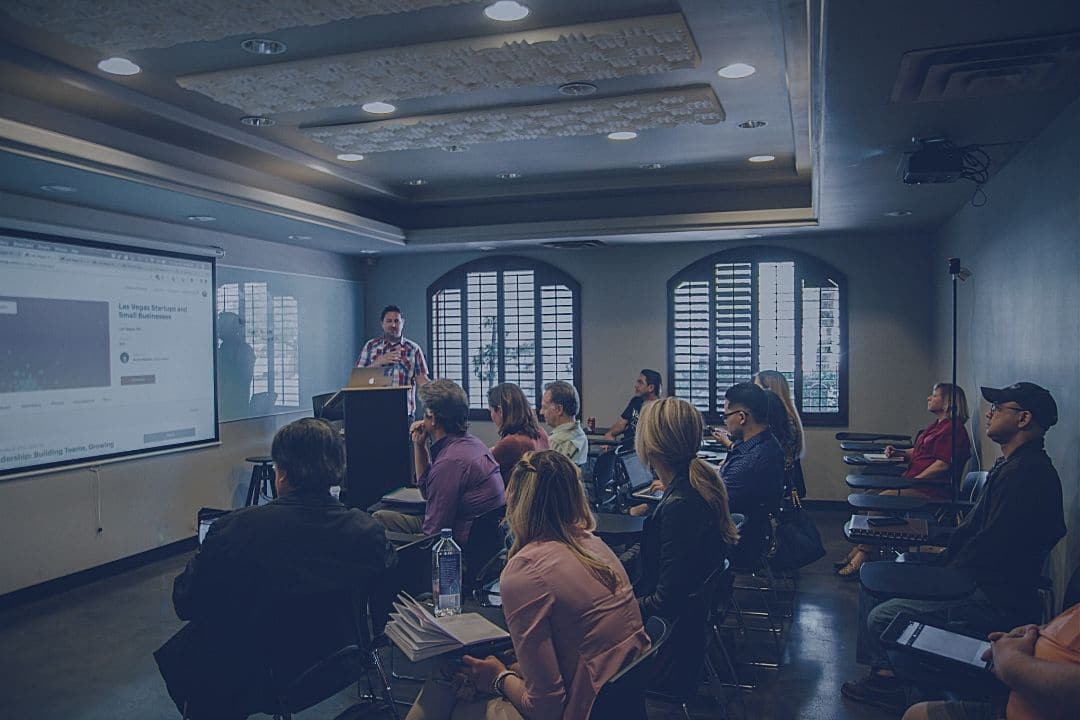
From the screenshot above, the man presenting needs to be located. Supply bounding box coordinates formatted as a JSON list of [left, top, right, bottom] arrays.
[[155, 419, 396, 720], [357, 304, 428, 417], [603, 369, 662, 445], [541, 380, 589, 467]]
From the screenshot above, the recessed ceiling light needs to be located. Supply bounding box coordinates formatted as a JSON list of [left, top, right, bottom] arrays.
[[40, 184, 78, 193], [336, 153, 365, 162], [885, 210, 912, 217], [405, 179, 428, 186], [288, 234, 312, 241], [360, 249, 379, 255], [241, 38, 287, 55], [717, 63, 756, 79], [443, 144, 469, 153], [738, 120, 767, 129], [362, 101, 396, 114], [97, 57, 141, 75], [640, 163, 664, 170], [484, 1, 530, 21], [558, 82, 597, 97], [186, 215, 217, 222], [240, 115, 275, 127], [478, 245, 497, 251], [496, 172, 522, 180], [744, 233, 763, 239], [748, 155, 776, 163], [607, 131, 638, 141]]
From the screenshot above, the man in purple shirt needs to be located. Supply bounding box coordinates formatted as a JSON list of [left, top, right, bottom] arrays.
[[374, 379, 504, 544]]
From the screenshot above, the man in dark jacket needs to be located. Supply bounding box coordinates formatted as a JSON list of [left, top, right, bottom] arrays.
[[842, 382, 1066, 714], [154, 418, 397, 720]]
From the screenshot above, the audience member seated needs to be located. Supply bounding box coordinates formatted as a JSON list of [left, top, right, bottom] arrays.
[[154, 418, 397, 720], [903, 602, 1080, 720], [602, 368, 662, 445], [487, 382, 550, 483], [719, 382, 786, 570], [837, 382, 973, 578], [375, 379, 504, 543], [540, 380, 588, 467], [619, 397, 740, 696], [842, 382, 1066, 714], [754, 370, 806, 497], [407, 451, 651, 720]]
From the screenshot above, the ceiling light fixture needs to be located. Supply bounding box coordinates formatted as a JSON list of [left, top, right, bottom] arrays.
[[558, 82, 597, 97], [496, 172, 521, 180], [241, 38, 287, 55], [717, 63, 756, 79], [640, 163, 664, 170], [478, 245, 497, 251], [40, 184, 78, 193], [97, 57, 141, 75], [744, 233, 763, 239], [362, 101, 396, 114], [748, 155, 775, 163], [360, 249, 378, 254], [405, 179, 428, 186], [240, 115, 275, 127], [738, 120, 767, 129], [484, 1, 530, 22], [288, 234, 312, 241], [607, 131, 638, 141], [336, 153, 364, 161], [885, 210, 912, 217], [186, 215, 217, 222]]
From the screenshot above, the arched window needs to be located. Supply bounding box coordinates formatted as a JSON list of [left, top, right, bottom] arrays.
[[668, 246, 848, 425], [428, 256, 581, 418]]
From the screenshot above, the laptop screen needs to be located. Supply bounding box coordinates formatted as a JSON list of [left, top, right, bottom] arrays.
[[620, 452, 654, 490]]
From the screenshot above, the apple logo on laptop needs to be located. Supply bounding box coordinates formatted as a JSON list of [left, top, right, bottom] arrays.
[[368, 377, 376, 385]]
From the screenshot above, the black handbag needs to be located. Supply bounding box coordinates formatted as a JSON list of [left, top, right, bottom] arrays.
[[769, 490, 826, 571]]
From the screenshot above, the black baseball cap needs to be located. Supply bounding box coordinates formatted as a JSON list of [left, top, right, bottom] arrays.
[[981, 382, 1058, 429]]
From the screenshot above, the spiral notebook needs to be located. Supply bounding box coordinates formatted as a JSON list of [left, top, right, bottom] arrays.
[[848, 514, 929, 542]]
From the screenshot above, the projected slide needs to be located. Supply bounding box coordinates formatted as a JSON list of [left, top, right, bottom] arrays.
[[0, 231, 218, 476]]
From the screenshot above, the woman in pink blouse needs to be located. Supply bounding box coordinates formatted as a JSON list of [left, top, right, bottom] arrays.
[[487, 383, 549, 483], [406, 450, 650, 720]]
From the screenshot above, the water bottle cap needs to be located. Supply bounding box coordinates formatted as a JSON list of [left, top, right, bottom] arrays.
[[440, 528, 453, 538]]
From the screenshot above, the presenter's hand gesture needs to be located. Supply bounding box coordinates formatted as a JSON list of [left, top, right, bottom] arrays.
[[379, 349, 403, 366]]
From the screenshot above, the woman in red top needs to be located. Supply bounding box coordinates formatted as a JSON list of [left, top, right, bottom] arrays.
[[838, 383, 972, 578], [487, 383, 549, 483]]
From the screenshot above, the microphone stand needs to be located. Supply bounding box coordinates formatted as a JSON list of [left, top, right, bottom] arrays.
[[947, 258, 961, 503]]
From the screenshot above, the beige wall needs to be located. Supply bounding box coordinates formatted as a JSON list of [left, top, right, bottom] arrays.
[[365, 233, 940, 502], [0, 197, 367, 595], [932, 96, 1080, 605]]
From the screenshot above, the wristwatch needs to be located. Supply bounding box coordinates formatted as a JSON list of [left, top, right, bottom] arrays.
[[493, 669, 520, 698]]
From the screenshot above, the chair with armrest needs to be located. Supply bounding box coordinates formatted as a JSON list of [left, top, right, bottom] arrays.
[[588, 616, 673, 720], [462, 504, 507, 594]]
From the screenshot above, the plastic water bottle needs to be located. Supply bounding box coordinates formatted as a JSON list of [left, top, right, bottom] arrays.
[[432, 528, 462, 617]]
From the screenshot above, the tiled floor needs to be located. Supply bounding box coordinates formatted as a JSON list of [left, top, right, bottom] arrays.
[[0, 509, 897, 719]]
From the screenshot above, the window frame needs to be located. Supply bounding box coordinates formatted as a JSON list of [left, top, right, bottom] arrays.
[[427, 255, 582, 420], [667, 245, 849, 426]]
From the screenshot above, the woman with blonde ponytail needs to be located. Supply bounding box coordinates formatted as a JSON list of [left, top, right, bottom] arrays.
[[621, 397, 739, 696], [407, 450, 649, 720]]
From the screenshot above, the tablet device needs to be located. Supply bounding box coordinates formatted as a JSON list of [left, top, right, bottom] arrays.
[[881, 613, 992, 672], [631, 487, 664, 502]]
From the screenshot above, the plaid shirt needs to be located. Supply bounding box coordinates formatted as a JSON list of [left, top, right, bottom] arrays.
[[356, 335, 428, 416]]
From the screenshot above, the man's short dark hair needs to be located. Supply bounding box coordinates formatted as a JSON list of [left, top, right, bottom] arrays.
[[724, 382, 768, 423], [419, 379, 470, 434], [380, 305, 403, 321], [544, 381, 580, 418], [270, 418, 344, 492], [640, 369, 662, 395]]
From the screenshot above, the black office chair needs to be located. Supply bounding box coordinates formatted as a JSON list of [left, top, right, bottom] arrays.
[[588, 616, 672, 720], [463, 504, 507, 593], [589, 447, 622, 512]]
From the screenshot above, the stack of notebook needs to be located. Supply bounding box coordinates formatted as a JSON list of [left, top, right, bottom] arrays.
[[848, 515, 930, 543], [384, 593, 510, 662]]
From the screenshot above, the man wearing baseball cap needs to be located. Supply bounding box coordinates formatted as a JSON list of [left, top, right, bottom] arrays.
[[843, 381, 1066, 713]]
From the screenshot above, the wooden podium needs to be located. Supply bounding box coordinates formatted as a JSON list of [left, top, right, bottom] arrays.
[[326, 386, 412, 511]]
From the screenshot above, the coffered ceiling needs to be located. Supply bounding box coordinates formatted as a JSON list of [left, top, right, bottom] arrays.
[[0, 1, 1077, 255]]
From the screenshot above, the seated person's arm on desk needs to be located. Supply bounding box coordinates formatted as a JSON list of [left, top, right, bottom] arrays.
[[986, 625, 1080, 720], [603, 416, 628, 441], [638, 496, 709, 620]]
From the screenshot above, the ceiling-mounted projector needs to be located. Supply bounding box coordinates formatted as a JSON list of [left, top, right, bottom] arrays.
[[903, 137, 964, 184]]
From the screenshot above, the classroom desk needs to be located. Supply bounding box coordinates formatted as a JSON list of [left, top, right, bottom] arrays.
[[846, 474, 915, 491], [859, 561, 975, 601], [846, 492, 932, 513], [843, 518, 956, 547]]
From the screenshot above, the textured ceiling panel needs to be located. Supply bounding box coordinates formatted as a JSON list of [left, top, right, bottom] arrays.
[[178, 14, 699, 114], [302, 86, 725, 153], [3, 0, 479, 53]]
